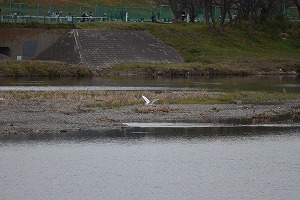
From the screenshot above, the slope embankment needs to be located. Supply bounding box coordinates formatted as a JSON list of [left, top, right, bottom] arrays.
[[0, 28, 183, 69]]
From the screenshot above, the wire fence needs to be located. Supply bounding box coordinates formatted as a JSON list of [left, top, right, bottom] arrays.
[[0, 2, 174, 23], [0, 2, 299, 24]]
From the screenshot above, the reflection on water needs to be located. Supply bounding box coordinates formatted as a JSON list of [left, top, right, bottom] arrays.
[[0, 75, 300, 92], [0, 127, 300, 200], [1, 74, 300, 200], [1, 124, 299, 142]]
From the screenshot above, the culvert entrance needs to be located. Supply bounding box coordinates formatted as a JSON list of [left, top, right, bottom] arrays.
[[0, 47, 11, 57]]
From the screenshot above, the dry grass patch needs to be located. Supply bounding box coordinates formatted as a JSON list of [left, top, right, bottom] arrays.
[[1, 90, 298, 109], [0, 90, 215, 108]]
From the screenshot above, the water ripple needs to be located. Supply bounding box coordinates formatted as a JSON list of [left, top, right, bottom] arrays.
[[124, 122, 300, 128], [0, 86, 180, 91]]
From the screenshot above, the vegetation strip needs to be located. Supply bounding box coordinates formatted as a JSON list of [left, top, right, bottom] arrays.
[[0, 90, 299, 109], [0, 60, 92, 77]]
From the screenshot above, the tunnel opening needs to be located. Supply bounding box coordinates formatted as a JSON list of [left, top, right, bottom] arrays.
[[0, 47, 11, 57]]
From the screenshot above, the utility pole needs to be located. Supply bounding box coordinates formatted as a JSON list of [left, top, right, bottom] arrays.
[[66, 0, 68, 15], [10, 0, 12, 17], [37, 0, 40, 20]]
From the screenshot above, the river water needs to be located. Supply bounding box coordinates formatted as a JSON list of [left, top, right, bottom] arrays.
[[0, 75, 300, 92], [1, 126, 300, 200], [0, 75, 300, 199]]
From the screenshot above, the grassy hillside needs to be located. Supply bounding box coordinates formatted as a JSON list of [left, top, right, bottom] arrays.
[[77, 21, 300, 74], [1, 14, 299, 76], [1, 20, 299, 76]]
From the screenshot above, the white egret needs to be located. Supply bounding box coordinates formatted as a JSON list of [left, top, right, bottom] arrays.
[[142, 95, 159, 106]]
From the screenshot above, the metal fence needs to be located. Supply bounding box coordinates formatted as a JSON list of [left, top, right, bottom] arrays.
[[0, 2, 299, 24], [0, 2, 174, 23]]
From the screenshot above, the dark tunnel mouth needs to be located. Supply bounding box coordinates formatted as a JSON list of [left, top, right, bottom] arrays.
[[0, 47, 11, 57]]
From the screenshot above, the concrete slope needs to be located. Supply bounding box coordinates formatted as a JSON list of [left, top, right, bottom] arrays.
[[75, 29, 183, 68], [35, 29, 183, 68], [0, 54, 12, 60], [35, 30, 82, 65]]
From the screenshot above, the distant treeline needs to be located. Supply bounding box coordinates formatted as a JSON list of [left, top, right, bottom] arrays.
[[165, 0, 300, 32]]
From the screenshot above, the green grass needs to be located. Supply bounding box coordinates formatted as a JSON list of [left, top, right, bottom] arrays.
[[100, 62, 251, 76], [1, 20, 299, 77], [78, 21, 300, 75]]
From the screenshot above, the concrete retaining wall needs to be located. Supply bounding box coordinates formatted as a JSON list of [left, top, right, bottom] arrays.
[[1, 28, 183, 68], [0, 28, 70, 60]]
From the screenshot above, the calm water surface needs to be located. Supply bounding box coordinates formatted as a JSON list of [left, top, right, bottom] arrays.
[[1, 75, 300, 199], [1, 127, 300, 200], [0, 75, 300, 92]]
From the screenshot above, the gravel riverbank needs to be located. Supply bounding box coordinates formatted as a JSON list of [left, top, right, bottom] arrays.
[[1, 98, 299, 135]]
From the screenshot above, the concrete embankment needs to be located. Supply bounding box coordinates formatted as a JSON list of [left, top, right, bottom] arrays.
[[0, 28, 183, 69], [0, 28, 70, 60]]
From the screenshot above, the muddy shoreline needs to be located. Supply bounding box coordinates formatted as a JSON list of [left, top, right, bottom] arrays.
[[1, 98, 299, 135]]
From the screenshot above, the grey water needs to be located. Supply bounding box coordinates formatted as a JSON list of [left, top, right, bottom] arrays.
[[0, 75, 300, 92], [1, 126, 300, 200], [1, 75, 300, 199]]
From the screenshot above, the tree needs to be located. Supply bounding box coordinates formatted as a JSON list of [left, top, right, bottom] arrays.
[[214, 0, 241, 32], [168, 0, 203, 22], [294, 0, 300, 17], [204, 0, 216, 27], [168, 0, 184, 21], [219, 0, 228, 33], [168, 0, 297, 31], [183, 0, 203, 22]]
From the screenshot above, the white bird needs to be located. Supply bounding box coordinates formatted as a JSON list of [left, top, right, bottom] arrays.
[[142, 95, 159, 106]]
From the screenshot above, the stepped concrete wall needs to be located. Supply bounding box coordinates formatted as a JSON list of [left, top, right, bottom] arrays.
[[35, 30, 82, 65], [75, 30, 183, 68], [0, 28, 70, 60]]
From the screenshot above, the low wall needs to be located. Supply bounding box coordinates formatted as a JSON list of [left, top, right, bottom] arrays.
[[0, 28, 69, 60]]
